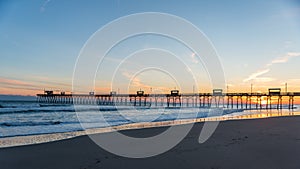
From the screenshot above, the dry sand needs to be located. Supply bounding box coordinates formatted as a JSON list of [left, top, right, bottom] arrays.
[[1, 116, 300, 169]]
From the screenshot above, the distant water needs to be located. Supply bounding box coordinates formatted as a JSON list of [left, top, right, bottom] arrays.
[[0, 100, 297, 138]]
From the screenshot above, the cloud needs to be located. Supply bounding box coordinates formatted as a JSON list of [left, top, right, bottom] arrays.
[[190, 52, 199, 64], [121, 71, 173, 93], [0, 77, 43, 95], [122, 71, 148, 90], [270, 52, 300, 64], [243, 69, 270, 82], [0, 87, 39, 96], [0, 77, 35, 87], [0, 76, 72, 95], [94, 86, 112, 94], [243, 52, 300, 83], [40, 0, 51, 12]]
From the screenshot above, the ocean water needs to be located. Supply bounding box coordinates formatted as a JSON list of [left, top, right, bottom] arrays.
[[0, 100, 298, 138]]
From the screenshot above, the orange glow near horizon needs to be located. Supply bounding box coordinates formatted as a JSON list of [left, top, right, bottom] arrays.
[[2, 80, 300, 106], [0, 87, 42, 96]]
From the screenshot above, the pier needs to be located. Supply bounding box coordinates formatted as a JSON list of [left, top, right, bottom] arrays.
[[37, 88, 300, 110]]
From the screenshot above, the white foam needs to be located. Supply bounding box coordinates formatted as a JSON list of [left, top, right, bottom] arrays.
[[2, 111, 299, 148]]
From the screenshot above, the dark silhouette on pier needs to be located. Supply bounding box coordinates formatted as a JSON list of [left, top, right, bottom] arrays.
[[37, 87, 300, 110]]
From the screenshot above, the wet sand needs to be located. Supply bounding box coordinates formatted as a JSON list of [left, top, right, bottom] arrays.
[[1, 116, 300, 169]]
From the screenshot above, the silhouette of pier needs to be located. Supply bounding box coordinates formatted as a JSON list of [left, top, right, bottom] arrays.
[[37, 88, 300, 110]]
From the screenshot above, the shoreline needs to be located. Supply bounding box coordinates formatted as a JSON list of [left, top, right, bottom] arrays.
[[1, 110, 299, 148]]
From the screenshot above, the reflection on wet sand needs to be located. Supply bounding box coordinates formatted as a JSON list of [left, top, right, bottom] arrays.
[[205, 109, 300, 122]]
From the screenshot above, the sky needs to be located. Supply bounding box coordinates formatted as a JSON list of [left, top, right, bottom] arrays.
[[1, 0, 300, 95]]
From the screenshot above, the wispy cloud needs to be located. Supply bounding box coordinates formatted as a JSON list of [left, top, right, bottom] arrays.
[[226, 84, 234, 87], [0, 77, 43, 95], [0, 78, 33, 87], [0, 76, 72, 95], [270, 52, 300, 64], [243, 69, 270, 82], [40, 0, 51, 12], [243, 52, 300, 83], [122, 71, 148, 90], [121, 70, 173, 93], [190, 52, 199, 64], [94, 86, 112, 94]]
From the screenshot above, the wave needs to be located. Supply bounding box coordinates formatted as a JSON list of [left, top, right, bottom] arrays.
[[0, 108, 75, 114], [0, 108, 96, 114], [39, 104, 71, 107], [0, 108, 248, 140], [0, 106, 163, 114], [223, 109, 244, 114], [0, 109, 245, 127], [0, 105, 19, 108], [0, 121, 63, 127], [0, 106, 105, 114]]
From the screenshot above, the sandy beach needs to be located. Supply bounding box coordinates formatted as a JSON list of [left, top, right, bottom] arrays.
[[1, 116, 300, 169]]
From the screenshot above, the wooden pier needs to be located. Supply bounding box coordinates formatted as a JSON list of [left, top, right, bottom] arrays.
[[37, 88, 300, 110]]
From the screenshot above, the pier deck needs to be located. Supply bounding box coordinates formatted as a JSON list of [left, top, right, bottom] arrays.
[[37, 90, 300, 110]]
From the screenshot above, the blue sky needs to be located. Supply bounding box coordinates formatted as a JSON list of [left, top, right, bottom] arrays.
[[1, 0, 300, 95]]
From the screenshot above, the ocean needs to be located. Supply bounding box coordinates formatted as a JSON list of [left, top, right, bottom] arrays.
[[0, 100, 298, 139]]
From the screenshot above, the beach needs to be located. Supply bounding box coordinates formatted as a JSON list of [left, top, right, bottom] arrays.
[[1, 116, 300, 169]]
